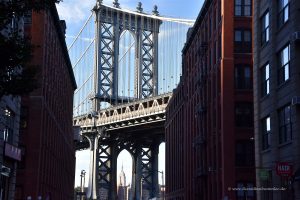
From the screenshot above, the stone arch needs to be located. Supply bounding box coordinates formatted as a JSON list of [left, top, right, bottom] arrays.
[[117, 149, 134, 200], [118, 30, 136, 98]]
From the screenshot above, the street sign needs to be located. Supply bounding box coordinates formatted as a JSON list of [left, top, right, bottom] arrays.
[[259, 169, 269, 180], [276, 162, 293, 177]]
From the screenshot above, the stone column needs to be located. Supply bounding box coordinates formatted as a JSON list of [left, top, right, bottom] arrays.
[[150, 142, 159, 198], [92, 7, 101, 111], [152, 26, 160, 96], [110, 144, 118, 199], [112, 13, 120, 104], [132, 145, 142, 200], [135, 27, 142, 99], [84, 131, 99, 200]]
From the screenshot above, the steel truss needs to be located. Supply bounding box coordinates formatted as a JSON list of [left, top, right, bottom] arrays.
[[75, 93, 171, 199], [81, 131, 162, 200], [74, 92, 172, 131]]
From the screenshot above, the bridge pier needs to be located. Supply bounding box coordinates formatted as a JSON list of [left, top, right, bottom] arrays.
[[150, 142, 160, 198], [84, 131, 99, 200], [97, 141, 118, 200], [131, 141, 160, 200], [80, 138, 161, 200], [133, 145, 142, 200], [75, 94, 171, 200]]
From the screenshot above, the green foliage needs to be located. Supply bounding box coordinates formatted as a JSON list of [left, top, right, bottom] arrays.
[[0, 0, 61, 97]]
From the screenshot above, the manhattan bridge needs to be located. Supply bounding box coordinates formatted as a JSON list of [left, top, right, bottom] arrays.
[[69, 1, 194, 199]]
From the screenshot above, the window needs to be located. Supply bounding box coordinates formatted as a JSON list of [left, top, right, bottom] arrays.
[[210, 48, 213, 68], [24, 11, 32, 24], [235, 102, 253, 127], [261, 11, 270, 45], [218, 35, 222, 59], [235, 0, 252, 16], [215, 6, 219, 29], [235, 30, 242, 42], [262, 116, 271, 150], [278, 0, 289, 27], [278, 105, 292, 143], [235, 65, 252, 90], [278, 45, 290, 85], [237, 182, 255, 200], [261, 63, 270, 96], [236, 141, 255, 167], [234, 29, 252, 53], [205, 21, 208, 42], [215, 41, 218, 63], [210, 11, 216, 34], [210, 12, 213, 35], [218, 0, 222, 22], [2, 108, 15, 144]]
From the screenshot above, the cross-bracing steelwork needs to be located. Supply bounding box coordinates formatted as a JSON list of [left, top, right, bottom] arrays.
[[69, 1, 194, 199]]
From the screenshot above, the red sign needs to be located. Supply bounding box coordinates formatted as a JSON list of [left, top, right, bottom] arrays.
[[276, 162, 293, 177]]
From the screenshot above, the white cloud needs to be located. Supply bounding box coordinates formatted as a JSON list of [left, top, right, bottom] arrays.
[[56, 0, 94, 24], [56, 0, 133, 25], [66, 34, 94, 42]]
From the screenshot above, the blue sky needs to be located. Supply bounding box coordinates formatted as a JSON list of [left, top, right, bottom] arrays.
[[57, 0, 204, 187], [57, 0, 203, 41]]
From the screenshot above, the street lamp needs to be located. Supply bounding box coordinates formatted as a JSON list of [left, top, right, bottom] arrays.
[[157, 170, 165, 200], [139, 170, 165, 200], [80, 170, 86, 200], [147, 170, 165, 200]]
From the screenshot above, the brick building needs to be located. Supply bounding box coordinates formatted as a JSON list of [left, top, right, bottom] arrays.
[[165, 0, 255, 199], [165, 80, 185, 199], [253, 0, 300, 199], [14, 3, 77, 200]]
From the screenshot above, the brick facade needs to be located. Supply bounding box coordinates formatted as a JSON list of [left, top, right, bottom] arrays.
[[253, 0, 300, 199], [15, 4, 76, 200], [165, 0, 255, 199]]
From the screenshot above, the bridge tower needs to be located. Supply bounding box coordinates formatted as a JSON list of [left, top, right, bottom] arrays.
[[91, 0, 161, 110], [83, 1, 163, 200]]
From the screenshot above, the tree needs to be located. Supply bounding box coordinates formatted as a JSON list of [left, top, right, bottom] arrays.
[[0, 0, 61, 98]]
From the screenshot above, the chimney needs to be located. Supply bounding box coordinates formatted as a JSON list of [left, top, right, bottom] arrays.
[[59, 20, 66, 36]]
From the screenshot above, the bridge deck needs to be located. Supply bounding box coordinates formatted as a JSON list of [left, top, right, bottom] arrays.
[[74, 93, 172, 150]]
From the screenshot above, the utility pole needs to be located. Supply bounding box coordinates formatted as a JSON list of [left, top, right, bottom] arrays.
[[161, 171, 165, 200]]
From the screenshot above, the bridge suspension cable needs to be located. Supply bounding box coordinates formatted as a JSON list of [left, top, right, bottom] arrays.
[[72, 39, 95, 70], [68, 13, 93, 51]]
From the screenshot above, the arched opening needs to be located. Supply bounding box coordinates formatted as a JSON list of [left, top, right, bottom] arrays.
[[118, 30, 135, 100], [117, 149, 133, 200], [158, 142, 165, 198]]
